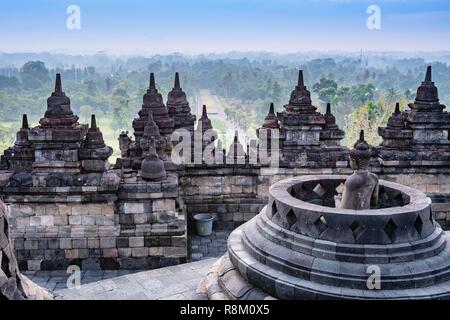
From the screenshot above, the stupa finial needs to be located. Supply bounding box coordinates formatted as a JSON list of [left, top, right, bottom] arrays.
[[394, 102, 400, 114], [202, 105, 208, 118], [149, 73, 156, 90], [22, 114, 29, 129], [425, 66, 432, 82], [55, 73, 62, 94], [298, 70, 304, 87], [174, 72, 181, 89], [359, 130, 365, 142], [326, 103, 331, 115], [269, 102, 274, 114], [90, 114, 97, 130]]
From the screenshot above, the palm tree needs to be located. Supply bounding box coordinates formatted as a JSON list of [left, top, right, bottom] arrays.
[[386, 88, 399, 103]]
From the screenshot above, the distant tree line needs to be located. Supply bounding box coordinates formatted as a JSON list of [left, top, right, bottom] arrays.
[[1, 55, 450, 153]]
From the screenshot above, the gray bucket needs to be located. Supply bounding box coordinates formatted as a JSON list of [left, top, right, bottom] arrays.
[[194, 213, 214, 236]]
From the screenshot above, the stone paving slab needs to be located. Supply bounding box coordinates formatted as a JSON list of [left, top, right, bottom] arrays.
[[50, 259, 215, 300]]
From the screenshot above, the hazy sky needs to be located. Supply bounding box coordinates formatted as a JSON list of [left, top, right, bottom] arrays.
[[1, 0, 450, 54]]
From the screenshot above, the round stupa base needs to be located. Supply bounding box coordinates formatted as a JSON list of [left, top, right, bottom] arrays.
[[197, 215, 450, 300]]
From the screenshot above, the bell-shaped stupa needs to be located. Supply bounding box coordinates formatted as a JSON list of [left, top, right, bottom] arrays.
[[167, 72, 196, 133]]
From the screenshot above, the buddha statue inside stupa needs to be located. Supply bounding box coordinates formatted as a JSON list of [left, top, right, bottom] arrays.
[[340, 130, 379, 210]]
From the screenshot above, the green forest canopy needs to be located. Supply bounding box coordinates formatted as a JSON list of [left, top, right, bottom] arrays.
[[1, 53, 449, 156]]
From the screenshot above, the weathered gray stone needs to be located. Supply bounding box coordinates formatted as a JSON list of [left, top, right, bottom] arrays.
[[201, 173, 450, 300], [129, 237, 144, 248], [0, 200, 53, 300]]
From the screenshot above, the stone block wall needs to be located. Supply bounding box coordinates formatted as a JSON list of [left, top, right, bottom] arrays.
[[2, 173, 187, 270], [8, 201, 118, 270], [115, 173, 187, 269], [180, 166, 266, 230], [114, 199, 187, 269]]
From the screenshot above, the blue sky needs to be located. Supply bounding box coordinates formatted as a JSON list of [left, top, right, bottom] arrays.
[[0, 0, 450, 53]]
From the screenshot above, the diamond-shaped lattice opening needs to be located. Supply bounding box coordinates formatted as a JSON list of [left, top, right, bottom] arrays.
[[286, 209, 297, 228], [303, 181, 319, 192], [349, 220, 364, 240], [385, 187, 401, 198], [319, 180, 340, 198], [313, 215, 328, 236], [271, 201, 278, 216], [295, 185, 320, 202], [377, 186, 410, 208], [3, 217, 8, 240], [384, 218, 397, 242], [393, 193, 405, 206], [401, 193, 410, 205], [429, 210, 433, 222], [1, 250, 11, 277], [293, 181, 342, 208], [335, 183, 345, 194], [378, 186, 390, 208], [289, 187, 297, 198], [320, 180, 343, 190], [414, 215, 423, 235], [313, 183, 327, 197]]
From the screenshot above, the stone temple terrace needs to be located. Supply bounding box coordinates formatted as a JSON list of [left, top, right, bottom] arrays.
[[2, 67, 450, 300]]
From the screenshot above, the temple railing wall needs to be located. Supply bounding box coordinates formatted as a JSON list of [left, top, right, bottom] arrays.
[[180, 163, 450, 231]]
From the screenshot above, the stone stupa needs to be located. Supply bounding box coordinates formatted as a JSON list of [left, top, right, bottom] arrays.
[[256, 102, 280, 159], [133, 73, 174, 139], [79, 114, 113, 172], [167, 72, 196, 133], [0, 114, 34, 171], [194, 105, 217, 155], [276, 70, 348, 168], [377, 66, 450, 172], [198, 134, 450, 300]]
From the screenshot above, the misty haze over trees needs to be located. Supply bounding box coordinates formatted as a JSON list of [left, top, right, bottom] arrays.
[[1, 51, 450, 156]]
